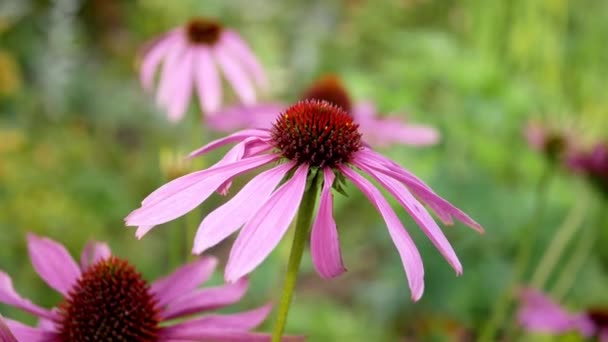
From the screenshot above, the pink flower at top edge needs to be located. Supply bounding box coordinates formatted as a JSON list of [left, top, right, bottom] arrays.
[[518, 288, 608, 340], [125, 100, 483, 301], [0, 234, 302, 341], [205, 74, 439, 148], [140, 17, 267, 122]]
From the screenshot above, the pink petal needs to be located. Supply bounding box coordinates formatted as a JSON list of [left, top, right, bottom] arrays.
[[165, 50, 194, 122], [188, 129, 270, 159], [0, 272, 56, 320], [214, 45, 256, 105], [193, 162, 295, 254], [125, 154, 278, 230], [162, 278, 250, 320], [194, 47, 223, 113], [0, 315, 18, 342], [518, 288, 595, 337], [213, 139, 250, 196], [155, 37, 187, 108], [3, 318, 57, 342], [221, 30, 268, 89], [206, 103, 285, 133], [354, 158, 462, 274], [139, 30, 180, 91], [339, 166, 425, 301], [352, 103, 440, 147], [79, 241, 111, 270], [311, 168, 346, 279], [151, 256, 217, 308], [26, 234, 80, 297], [225, 164, 309, 282], [357, 149, 484, 232], [161, 304, 272, 337], [351, 101, 376, 118]]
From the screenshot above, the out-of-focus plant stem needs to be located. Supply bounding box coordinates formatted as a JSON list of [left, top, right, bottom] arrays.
[[530, 188, 589, 289], [479, 166, 554, 342], [272, 175, 319, 342]]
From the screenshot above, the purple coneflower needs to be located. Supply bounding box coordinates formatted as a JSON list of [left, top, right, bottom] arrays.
[[140, 17, 267, 122], [126, 99, 483, 300], [518, 288, 607, 341], [524, 121, 572, 163], [568, 141, 608, 197], [0, 234, 284, 341], [206, 74, 439, 147]]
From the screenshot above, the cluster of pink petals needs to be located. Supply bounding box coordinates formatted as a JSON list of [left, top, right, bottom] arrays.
[[518, 288, 605, 340], [140, 24, 267, 122], [0, 234, 280, 342], [206, 101, 440, 148], [125, 128, 483, 301]]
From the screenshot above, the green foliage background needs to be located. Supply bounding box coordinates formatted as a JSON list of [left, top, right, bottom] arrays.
[[1, 0, 607, 340]]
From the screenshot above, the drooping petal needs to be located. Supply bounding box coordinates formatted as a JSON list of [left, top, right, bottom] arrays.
[[311, 168, 346, 279], [339, 166, 425, 301], [193, 162, 295, 254], [125, 154, 278, 230], [162, 278, 249, 319], [161, 304, 272, 337], [139, 30, 180, 91], [0, 273, 55, 320], [352, 103, 440, 147], [26, 234, 80, 297], [151, 256, 217, 308], [356, 149, 484, 232], [3, 318, 58, 342], [188, 129, 270, 159], [206, 103, 285, 133], [214, 45, 256, 105], [518, 288, 595, 337], [79, 241, 111, 270], [194, 47, 223, 113], [354, 158, 462, 274], [0, 315, 18, 342], [225, 164, 309, 282], [164, 49, 194, 122], [155, 37, 186, 108], [221, 30, 268, 89]]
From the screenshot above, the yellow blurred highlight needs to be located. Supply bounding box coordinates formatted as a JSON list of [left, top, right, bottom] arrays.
[[0, 50, 22, 97]]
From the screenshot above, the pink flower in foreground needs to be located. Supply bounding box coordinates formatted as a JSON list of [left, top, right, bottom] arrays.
[[126, 100, 483, 300], [206, 74, 439, 147], [140, 17, 267, 122], [518, 288, 608, 341], [0, 234, 290, 341]]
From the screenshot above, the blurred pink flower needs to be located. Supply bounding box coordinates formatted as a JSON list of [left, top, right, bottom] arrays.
[[568, 141, 608, 196], [140, 17, 267, 122], [126, 100, 483, 301], [206, 74, 439, 147], [518, 288, 608, 340], [0, 234, 291, 341], [524, 121, 571, 162]]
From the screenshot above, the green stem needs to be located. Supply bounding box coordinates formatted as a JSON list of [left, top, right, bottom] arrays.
[[530, 189, 588, 289], [271, 176, 320, 342], [479, 166, 554, 341], [551, 223, 594, 299]]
